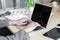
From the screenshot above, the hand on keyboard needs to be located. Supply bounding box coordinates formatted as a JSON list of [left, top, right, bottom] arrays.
[[24, 22, 40, 32], [9, 18, 31, 26]]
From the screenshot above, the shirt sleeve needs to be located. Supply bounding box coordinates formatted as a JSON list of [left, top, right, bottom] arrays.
[[6, 29, 30, 40], [0, 17, 9, 28], [0, 36, 8, 40], [14, 29, 30, 40]]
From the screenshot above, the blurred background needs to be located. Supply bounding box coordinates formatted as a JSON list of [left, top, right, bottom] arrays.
[[0, 0, 52, 15], [0, 0, 52, 9]]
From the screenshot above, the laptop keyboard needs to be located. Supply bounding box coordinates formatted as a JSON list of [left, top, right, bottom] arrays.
[[33, 26, 43, 31]]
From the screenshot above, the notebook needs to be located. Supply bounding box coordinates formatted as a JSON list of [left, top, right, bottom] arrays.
[[43, 27, 60, 40]]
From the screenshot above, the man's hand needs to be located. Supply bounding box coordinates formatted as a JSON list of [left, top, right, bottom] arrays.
[[24, 22, 40, 33], [9, 18, 29, 26]]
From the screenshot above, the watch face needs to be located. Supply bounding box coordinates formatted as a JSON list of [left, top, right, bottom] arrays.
[[0, 27, 13, 36]]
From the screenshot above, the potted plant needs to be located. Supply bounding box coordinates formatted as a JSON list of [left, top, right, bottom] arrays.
[[24, 0, 35, 12], [24, 0, 34, 8]]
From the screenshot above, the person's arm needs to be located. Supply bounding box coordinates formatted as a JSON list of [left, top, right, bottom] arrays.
[[0, 18, 39, 40]]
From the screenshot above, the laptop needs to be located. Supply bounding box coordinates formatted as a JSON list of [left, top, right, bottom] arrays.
[[31, 3, 52, 30]]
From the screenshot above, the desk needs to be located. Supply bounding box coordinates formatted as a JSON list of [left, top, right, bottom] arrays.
[[4, 3, 60, 40], [29, 4, 60, 40]]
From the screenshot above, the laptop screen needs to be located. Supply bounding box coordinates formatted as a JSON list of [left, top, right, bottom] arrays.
[[31, 4, 52, 28]]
